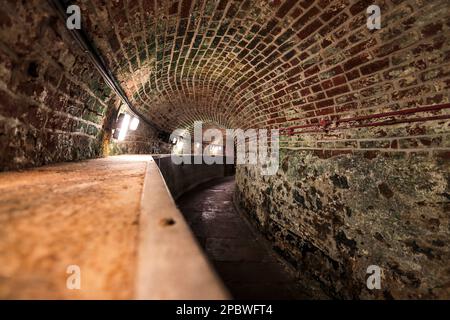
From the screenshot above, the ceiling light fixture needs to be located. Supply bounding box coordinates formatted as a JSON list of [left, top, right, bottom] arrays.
[[129, 117, 140, 131], [118, 114, 131, 141]]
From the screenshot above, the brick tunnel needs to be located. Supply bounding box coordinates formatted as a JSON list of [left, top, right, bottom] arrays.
[[0, 0, 449, 300]]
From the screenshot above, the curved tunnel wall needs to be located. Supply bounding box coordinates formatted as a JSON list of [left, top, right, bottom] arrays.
[[0, 0, 171, 171], [0, 1, 116, 170], [0, 0, 448, 300], [235, 150, 449, 299]]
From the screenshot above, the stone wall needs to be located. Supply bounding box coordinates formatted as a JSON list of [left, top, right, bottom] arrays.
[[236, 140, 449, 299], [236, 148, 449, 299], [0, 0, 122, 171], [0, 1, 172, 171]]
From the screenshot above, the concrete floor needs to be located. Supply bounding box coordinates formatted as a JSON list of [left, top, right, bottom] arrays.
[[177, 176, 311, 300], [0, 155, 229, 300], [0, 156, 150, 299]]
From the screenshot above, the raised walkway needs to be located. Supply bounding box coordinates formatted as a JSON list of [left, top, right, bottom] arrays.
[[0, 155, 228, 299]]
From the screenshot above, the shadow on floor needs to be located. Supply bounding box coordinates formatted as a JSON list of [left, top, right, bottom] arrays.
[[177, 176, 313, 300]]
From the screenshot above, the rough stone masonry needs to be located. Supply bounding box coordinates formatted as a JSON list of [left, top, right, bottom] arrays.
[[0, 0, 449, 299]]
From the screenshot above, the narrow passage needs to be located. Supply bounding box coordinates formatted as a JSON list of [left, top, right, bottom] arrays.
[[177, 176, 309, 300]]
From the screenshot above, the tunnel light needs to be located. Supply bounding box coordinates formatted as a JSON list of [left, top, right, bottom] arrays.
[[118, 114, 131, 141], [129, 117, 140, 131]]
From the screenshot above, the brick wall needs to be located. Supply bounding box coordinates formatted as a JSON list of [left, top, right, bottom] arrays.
[[75, 0, 449, 299], [0, 0, 171, 170], [0, 0, 119, 170], [225, 0, 450, 299], [76, 0, 449, 137], [2, 1, 448, 167], [0, 0, 449, 298]]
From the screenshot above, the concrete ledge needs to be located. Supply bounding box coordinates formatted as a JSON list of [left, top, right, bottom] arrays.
[[135, 157, 230, 299], [0, 155, 229, 299], [0, 156, 150, 299]]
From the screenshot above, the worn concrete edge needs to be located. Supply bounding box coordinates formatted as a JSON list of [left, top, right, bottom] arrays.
[[134, 156, 230, 300]]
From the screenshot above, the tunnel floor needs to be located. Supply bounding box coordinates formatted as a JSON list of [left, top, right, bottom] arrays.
[[177, 176, 315, 300], [0, 156, 151, 299]]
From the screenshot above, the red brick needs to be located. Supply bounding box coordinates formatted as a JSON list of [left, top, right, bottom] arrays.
[[360, 58, 390, 75]]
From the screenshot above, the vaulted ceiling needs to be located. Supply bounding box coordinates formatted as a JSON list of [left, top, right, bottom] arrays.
[[80, 0, 449, 137]]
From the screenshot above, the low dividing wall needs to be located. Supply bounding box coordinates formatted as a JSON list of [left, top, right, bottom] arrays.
[[0, 155, 230, 299], [136, 156, 229, 299], [154, 155, 235, 199]]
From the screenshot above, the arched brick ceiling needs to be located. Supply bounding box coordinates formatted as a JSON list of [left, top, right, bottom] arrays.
[[81, 0, 277, 131], [80, 0, 450, 134]]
